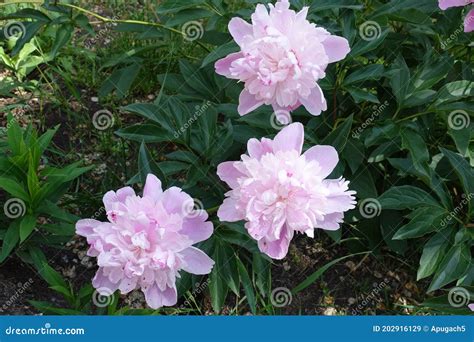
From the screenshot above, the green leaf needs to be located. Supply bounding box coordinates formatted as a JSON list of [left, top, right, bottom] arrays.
[[293, 252, 369, 294], [19, 214, 36, 242], [253, 253, 271, 298], [389, 55, 411, 107], [344, 64, 384, 85], [157, 0, 206, 14], [309, 0, 363, 11], [2, 8, 51, 22], [346, 87, 380, 104], [11, 21, 45, 56], [400, 129, 430, 177], [349, 30, 388, 57], [50, 23, 73, 58], [0, 221, 20, 263], [138, 142, 167, 186], [122, 102, 177, 136], [417, 229, 453, 280], [208, 265, 228, 313], [0, 177, 29, 201], [322, 115, 354, 152], [393, 207, 447, 240], [236, 258, 257, 314], [99, 63, 141, 99], [440, 148, 474, 217], [6, 113, 26, 156], [378, 186, 441, 210], [201, 41, 239, 68], [434, 81, 473, 105], [428, 243, 470, 292], [215, 242, 239, 296], [115, 124, 174, 143]]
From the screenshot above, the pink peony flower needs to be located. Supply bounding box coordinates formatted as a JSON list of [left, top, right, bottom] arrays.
[[438, 0, 474, 32], [76, 174, 214, 309], [216, 123, 356, 259], [215, 0, 350, 117]]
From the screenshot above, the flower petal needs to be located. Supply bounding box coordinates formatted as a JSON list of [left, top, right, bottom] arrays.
[[215, 52, 243, 77], [180, 247, 215, 275], [247, 137, 274, 159], [464, 8, 474, 32], [217, 161, 244, 188], [299, 84, 327, 116], [322, 35, 350, 63], [181, 216, 213, 244], [218, 197, 245, 222], [228, 17, 253, 46], [273, 122, 304, 154], [76, 219, 101, 238], [304, 145, 339, 178], [143, 174, 163, 202], [438, 0, 469, 10], [257, 226, 293, 260], [238, 89, 264, 116]]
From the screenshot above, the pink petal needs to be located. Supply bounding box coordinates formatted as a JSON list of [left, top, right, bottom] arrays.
[[92, 269, 119, 293], [215, 52, 243, 77], [103, 187, 135, 212], [238, 89, 264, 116], [218, 197, 245, 222], [161, 187, 190, 214], [257, 226, 294, 260], [181, 216, 213, 243], [217, 161, 243, 188], [144, 284, 177, 309], [228, 17, 253, 46], [272, 122, 304, 154], [438, 0, 469, 10], [316, 212, 344, 231], [468, 303, 474, 311], [76, 219, 101, 237], [299, 84, 327, 116], [464, 9, 474, 32], [160, 286, 178, 306], [247, 137, 274, 160], [322, 35, 350, 63], [180, 247, 214, 275], [143, 174, 162, 201], [304, 145, 339, 178]]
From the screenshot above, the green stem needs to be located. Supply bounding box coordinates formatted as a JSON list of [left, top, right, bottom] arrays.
[[58, 3, 184, 36], [395, 111, 432, 123]]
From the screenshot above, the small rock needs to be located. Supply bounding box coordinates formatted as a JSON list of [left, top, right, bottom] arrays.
[[91, 97, 99, 103], [323, 307, 337, 316]]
